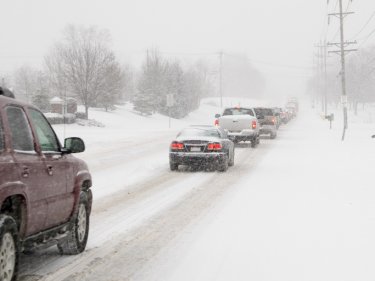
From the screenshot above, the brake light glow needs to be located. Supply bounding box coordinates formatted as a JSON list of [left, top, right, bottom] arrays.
[[214, 119, 219, 126], [251, 120, 257, 129], [171, 142, 184, 150], [272, 117, 276, 124], [207, 143, 222, 151]]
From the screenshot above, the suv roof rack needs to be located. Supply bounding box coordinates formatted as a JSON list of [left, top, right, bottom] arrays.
[[0, 87, 15, 98]]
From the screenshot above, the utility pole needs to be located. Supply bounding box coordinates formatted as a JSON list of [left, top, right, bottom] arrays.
[[219, 51, 223, 108], [313, 50, 319, 109], [324, 40, 328, 117], [315, 41, 328, 115], [328, 0, 357, 141]]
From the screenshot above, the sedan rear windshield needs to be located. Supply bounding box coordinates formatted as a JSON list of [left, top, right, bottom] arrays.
[[178, 128, 220, 138], [222, 108, 254, 116]]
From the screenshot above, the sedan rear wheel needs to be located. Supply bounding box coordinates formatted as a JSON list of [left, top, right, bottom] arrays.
[[217, 156, 229, 172], [170, 162, 179, 171]]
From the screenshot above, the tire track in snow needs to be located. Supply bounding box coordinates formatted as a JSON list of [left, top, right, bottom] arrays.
[[18, 134, 278, 280], [19, 139, 274, 281]]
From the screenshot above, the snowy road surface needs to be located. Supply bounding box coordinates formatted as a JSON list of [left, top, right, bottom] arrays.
[[18, 103, 375, 281]]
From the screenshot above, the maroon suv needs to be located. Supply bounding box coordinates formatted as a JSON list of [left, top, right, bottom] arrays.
[[0, 89, 92, 281]]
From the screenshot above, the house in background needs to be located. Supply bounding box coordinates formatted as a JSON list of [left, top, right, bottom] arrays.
[[50, 97, 77, 114]]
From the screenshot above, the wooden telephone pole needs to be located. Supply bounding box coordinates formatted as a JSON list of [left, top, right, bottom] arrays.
[[328, 0, 357, 140]]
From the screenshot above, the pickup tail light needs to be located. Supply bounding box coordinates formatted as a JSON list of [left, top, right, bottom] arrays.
[[214, 119, 219, 126], [207, 142, 222, 151], [272, 117, 276, 125], [171, 142, 184, 150], [251, 120, 257, 129]]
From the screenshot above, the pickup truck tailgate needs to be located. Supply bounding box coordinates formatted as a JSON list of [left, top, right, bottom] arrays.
[[219, 115, 252, 132]]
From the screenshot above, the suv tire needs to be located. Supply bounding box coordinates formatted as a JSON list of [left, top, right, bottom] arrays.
[[0, 215, 18, 281], [58, 193, 89, 255]]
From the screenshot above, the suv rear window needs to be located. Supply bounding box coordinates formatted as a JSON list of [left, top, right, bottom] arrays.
[[6, 106, 34, 152], [223, 108, 254, 116], [254, 108, 273, 116]]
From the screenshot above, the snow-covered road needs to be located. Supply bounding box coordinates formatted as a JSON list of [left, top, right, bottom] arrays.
[[18, 101, 375, 281], [18, 128, 275, 280], [17, 101, 275, 280]]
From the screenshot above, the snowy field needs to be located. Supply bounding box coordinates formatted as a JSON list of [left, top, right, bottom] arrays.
[[19, 98, 375, 281]]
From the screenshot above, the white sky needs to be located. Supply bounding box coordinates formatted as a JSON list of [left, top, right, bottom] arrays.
[[1, 0, 375, 97]]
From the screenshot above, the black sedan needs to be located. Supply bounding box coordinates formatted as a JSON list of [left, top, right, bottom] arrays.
[[169, 125, 235, 172]]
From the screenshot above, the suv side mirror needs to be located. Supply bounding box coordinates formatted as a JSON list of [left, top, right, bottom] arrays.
[[215, 113, 221, 118], [64, 137, 85, 153]]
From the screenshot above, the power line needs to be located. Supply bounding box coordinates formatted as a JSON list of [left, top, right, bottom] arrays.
[[351, 10, 375, 39], [357, 26, 375, 48], [246, 59, 313, 70], [220, 52, 314, 70]]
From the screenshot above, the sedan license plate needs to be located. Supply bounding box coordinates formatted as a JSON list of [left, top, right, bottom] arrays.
[[190, 147, 201, 152]]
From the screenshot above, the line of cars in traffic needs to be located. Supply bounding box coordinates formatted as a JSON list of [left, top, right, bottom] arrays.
[[169, 100, 298, 172]]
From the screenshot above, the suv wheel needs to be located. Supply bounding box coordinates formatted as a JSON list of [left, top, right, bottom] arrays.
[[0, 215, 18, 281], [58, 193, 89, 255]]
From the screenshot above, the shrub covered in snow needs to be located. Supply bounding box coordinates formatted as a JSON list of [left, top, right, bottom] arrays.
[[75, 111, 87, 119], [76, 119, 105, 127], [45, 113, 76, 124]]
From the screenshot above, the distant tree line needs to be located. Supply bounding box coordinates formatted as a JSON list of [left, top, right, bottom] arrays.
[[308, 45, 375, 114], [133, 49, 214, 118], [6, 24, 264, 119], [8, 25, 214, 119], [9, 25, 127, 118]]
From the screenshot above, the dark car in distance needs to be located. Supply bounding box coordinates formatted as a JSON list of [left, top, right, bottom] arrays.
[[169, 125, 235, 172], [0, 88, 92, 281]]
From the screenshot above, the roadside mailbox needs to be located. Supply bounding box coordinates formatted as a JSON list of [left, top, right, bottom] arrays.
[[325, 113, 334, 129]]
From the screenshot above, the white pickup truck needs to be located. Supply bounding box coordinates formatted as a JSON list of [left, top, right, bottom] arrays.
[[214, 107, 260, 147]]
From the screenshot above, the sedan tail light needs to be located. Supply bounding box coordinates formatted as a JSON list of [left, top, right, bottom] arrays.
[[207, 142, 222, 151], [251, 120, 257, 129], [170, 142, 185, 150], [214, 119, 219, 126], [272, 117, 276, 125]]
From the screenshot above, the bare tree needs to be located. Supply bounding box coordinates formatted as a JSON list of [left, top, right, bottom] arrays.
[[45, 51, 68, 100], [13, 66, 39, 102], [346, 48, 375, 114], [45, 25, 123, 118]]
